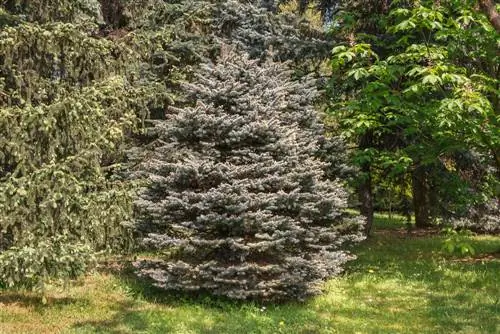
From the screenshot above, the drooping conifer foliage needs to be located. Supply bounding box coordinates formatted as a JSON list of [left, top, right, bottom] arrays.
[[0, 0, 209, 288], [0, 1, 130, 288], [133, 47, 364, 301]]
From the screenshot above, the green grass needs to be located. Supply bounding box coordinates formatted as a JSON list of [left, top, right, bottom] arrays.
[[1, 215, 499, 334]]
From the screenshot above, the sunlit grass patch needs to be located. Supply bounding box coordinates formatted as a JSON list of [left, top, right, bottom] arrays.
[[1, 216, 498, 334]]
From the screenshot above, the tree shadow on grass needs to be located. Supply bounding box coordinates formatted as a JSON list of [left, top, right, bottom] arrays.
[[71, 299, 150, 334], [72, 264, 325, 334], [424, 258, 500, 333], [0, 292, 86, 309], [334, 231, 500, 333]]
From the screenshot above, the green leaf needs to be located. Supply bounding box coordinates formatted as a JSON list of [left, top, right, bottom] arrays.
[[422, 74, 441, 85]]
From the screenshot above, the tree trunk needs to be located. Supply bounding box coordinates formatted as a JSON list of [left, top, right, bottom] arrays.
[[479, 0, 500, 33], [412, 166, 432, 228], [359, 166, 374, 235], [358, 133, 375, 235], [388, 194, 392, 220]]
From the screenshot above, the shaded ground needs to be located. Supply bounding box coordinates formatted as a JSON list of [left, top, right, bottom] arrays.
[[0, 214, 499, 334]]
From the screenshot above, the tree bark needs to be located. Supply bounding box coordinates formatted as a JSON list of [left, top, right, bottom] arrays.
[[479, 0, 500, 33], [412, 166, 433, 228], [359, 165, 374, 235], [358, 133, 375, 235]]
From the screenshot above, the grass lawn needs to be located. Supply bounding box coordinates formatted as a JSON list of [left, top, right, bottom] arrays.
[[1, 215, 499, 334]]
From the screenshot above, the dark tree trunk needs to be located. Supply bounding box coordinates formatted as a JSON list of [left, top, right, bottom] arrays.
[[359, 166, 374, 235], [412, 166, 432, 228], [358, 133, 374, 235], [98, 0, 128, 28]]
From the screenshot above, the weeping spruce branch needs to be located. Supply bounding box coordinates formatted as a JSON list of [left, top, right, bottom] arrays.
[[0, 0, 205, 288]]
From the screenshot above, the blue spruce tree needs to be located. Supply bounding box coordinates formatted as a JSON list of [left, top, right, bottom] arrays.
[[133, 47, 363, 301]]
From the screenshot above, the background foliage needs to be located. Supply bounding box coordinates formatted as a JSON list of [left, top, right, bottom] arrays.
[[327, 0, 499, 230]]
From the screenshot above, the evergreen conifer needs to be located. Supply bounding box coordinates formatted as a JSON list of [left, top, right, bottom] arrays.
[[133, 47, 364, 301]]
